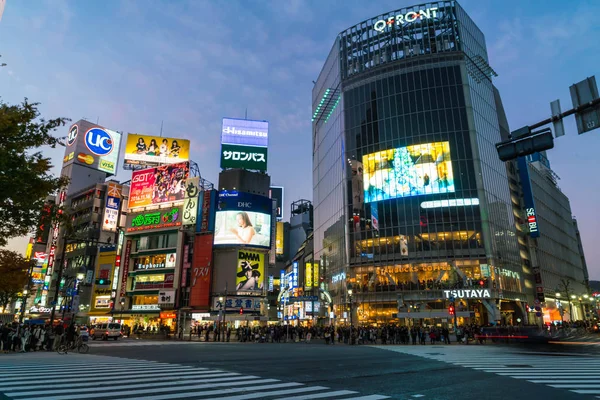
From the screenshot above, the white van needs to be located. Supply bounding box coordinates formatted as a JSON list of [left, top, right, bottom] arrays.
[[91, 323, 122, 340]]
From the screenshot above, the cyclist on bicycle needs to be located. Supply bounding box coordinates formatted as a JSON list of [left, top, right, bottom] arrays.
[[65, 322, 77, 348]]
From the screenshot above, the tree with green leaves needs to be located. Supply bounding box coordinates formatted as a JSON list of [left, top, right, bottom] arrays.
[[0, 249, 33, 313], [0, 99, 70, 246]]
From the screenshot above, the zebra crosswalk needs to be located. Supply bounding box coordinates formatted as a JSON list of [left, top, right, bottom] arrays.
[[89, 339, 205, 347], [0, 353, 390, 400], [373, 344, 600, 398]]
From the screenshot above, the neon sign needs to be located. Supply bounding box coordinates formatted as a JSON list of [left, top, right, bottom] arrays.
[[373, 7, 438, 33]]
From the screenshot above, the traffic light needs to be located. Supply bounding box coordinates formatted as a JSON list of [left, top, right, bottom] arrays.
[[95, 278, 110, 286], [496, 126, 554, 161], [239, 307, 244, 315], [479, 280, 485, 287], [448, 304, 455, 316]]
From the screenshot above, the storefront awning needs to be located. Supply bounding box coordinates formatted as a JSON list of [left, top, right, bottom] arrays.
[[396, 311, 473, 318]]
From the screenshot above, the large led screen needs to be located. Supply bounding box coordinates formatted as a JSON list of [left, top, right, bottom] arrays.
[[363, 142, 455, 203], [213, 191, 272, 249], [128, 162, 189, 209]]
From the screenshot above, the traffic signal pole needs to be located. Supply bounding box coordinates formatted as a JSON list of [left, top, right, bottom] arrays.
[[496, 91, 600, 161], [529, 97, 600, 131]]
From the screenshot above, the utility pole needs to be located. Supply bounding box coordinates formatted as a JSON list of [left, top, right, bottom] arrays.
[[49, 237, 70, 327]]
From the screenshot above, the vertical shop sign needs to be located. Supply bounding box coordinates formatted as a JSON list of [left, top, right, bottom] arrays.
[[119, 240, 132, 298]]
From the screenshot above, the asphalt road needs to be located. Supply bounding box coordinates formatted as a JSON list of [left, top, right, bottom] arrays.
[[77, 339, 600, 400]]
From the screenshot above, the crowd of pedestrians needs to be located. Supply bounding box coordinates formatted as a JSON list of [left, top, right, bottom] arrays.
[[0, 321, 81, 353]]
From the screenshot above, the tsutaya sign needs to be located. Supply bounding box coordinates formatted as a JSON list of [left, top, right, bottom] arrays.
[[373, 7, 439, 33], [443, 289, 491, 299]]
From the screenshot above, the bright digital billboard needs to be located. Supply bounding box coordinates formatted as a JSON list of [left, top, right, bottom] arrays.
[[213, 191, 272, 249], [128, 162, 189, 209], [221, 118, 269, 147], [363, 141, 455, 203], [62, 120, 122, 175], [124, 134, 190, 167], [235, 250, 265, 292]]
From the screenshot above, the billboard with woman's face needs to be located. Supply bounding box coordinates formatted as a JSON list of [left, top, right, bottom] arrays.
[[213, 191, 273, 249]]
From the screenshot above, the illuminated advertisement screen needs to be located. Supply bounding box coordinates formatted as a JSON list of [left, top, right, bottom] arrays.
[[363, 141, 455, 203], [128, 162, 189, 209], [63, 120, 122, 176], [124, 134, 190, 167], [236, 250, 265, 292], [213, 191, 272, 249], [221, 118, 269, 147]]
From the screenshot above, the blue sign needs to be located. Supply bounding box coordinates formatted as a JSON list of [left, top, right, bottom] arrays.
[[85, 128, 114, 156], [517, 157, 540, 238], [217, 191, 272, 214], [221, 117, 269, 148]]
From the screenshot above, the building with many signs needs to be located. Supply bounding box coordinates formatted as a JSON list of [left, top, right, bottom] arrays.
[[311, 2, 529, 327], [32, 120, 124, 324]]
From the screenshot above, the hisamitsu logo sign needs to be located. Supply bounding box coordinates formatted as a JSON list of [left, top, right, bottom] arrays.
[[221, 118, 269, 148]]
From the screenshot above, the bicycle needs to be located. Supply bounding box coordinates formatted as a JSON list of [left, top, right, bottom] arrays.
[[57, 335, 89, 355]]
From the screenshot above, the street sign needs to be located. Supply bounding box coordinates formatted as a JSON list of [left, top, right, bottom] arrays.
[[570, 76, 600, 134], [534, 298, 540, 306], [535, 312, 542, 317]]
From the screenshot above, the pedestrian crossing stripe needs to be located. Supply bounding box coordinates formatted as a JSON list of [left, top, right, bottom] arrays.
[[0, 354, 390, 400], [372, 345, 600, 397]]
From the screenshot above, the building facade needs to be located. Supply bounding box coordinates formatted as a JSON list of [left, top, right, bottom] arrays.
[[312, 2, 526, 326]]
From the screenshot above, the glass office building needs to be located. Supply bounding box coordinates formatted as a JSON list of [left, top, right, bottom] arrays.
[[312, 1, 527, 326]]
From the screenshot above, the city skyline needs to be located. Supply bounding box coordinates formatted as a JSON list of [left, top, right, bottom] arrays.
[[1, 0, 599, 280]]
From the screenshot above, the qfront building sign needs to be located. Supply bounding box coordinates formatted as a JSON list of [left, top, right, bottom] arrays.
[[373, 7, 439, 32]]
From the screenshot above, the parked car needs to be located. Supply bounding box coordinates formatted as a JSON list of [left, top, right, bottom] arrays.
[[90, 323, 122, 340]]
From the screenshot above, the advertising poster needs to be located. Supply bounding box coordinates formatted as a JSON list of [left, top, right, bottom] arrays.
[[275, 222, 284, 255], [129, 162, 189, 209], [62, 120, 122, 176], [213, 191, 272, 249], [221, 118, 269, 147], [124, 134, 190, 167], [235, 250, 265, 292], [363, 141, 455, 202], [102, 196, 120, 232]]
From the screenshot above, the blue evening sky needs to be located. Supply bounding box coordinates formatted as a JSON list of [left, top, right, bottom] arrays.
[[1, 0, 599, 279]]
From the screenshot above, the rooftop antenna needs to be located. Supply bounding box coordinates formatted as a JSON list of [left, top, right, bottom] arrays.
[[160, 120, 164, 137], [96, 117, 99, 124], [245, 108, 248, 120]]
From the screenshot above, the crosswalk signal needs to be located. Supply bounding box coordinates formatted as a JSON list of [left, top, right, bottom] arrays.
[[496, 127, 554, 162], [479, 280, 485, 287], [239, 307, 244, 315], [448, 305, 455, 316]]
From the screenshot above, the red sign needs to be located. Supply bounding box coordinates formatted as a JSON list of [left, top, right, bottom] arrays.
[[160, 312, 177, 319], [120, 240, 132, 298], [189, 234, 213, 309]]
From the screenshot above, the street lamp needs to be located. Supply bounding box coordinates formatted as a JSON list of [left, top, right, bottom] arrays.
[[119, 299, 125, 323], [347, 289, 353, 345], [218, 296, 224, 342], [555, 293, 561, 298]]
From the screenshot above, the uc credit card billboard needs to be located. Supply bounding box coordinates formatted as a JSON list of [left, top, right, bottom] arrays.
[[214, 191, 272, 249], [128, 162, 189, 209], [63, 120, 122, 176], [123, 133, 190, 167]]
